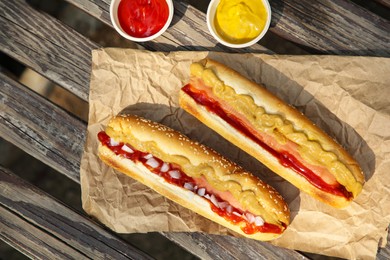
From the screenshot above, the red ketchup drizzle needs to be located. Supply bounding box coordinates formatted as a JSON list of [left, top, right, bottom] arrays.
[[118, 0, 169, 38], [97, 131, 284, 235], [181, 84, 353, 200], [209, 201, 284, 234]]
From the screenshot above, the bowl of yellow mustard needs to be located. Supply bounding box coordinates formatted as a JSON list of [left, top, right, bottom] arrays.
[[207, 0, 271, 48]]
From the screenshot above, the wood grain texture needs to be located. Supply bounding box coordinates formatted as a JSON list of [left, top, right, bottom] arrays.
[[373, 0, 390, 9], [163, 232, 308, 260], [378, 229, 390, 260], [0, 166, 154, 260], [0, 205, 88, 259], [269, 0, 390, 56], [64, 0, 390, 56], [0, 0, 100, 101], [0, 72, 86, 183], [0, 72, 307, 260]]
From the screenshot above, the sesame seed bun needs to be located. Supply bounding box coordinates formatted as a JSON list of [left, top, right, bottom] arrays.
[[98, 114, 290, 241]]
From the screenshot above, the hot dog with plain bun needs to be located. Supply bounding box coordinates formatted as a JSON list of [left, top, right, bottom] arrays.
[[97, 114, 290, 241], [179, 59, 365, 208]]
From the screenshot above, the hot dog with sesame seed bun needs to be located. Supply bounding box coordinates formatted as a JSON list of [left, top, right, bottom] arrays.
[[97, 114, 289, 241], [179, 59, 365, 208]]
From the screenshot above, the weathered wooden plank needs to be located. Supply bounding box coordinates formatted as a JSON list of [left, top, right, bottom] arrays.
[[0, 71, 86, 183], [0, 0, 100, 101], [64, 0, 390, 56], [64, 0, 112, 27], [378, 228, 390, 260], [0, 205, 88, 259], [0, 71, 308, 260], [0, 165, 154, 260], [373, 0, 390, 9], [353, 0, 390, 19], [269, 0, 390, 56], [163, 232, 308, 260]]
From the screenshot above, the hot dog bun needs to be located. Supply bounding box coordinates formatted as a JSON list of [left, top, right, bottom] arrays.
[[179, 59, 364, 208], [98, 114, 290, 241]]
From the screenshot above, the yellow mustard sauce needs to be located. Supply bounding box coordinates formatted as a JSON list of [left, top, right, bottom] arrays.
[[214, 0, 268, 44]]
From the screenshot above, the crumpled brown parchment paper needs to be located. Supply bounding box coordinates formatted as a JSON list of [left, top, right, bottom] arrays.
[[80, 48, 390, 259]]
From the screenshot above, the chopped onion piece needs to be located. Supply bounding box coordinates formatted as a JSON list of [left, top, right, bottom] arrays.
[[226, 205, 233, 214], [218, 202, 229, 209], [184, 182, 194, 190], [109, 138, 120, 146], [168, 170, 181, 179], [245, 213, 255, 224], [160, 162, 169, 172], [146, 158, 159, 168], [197, 188, 206, 197], [121, 145, 133, 153], [204, 194, 211, 200], [210, 194, 219, 208], [232, 211, 241, 217], [143, 154, 153, 159], [254, 216, 264, 227]]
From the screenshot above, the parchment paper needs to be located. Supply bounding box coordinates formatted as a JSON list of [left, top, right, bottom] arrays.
[[80, 48, 390, 259]]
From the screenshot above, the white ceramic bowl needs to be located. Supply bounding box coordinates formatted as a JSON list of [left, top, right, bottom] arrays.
[[110, 0, 174, 42], [207, 0, 271, 48]]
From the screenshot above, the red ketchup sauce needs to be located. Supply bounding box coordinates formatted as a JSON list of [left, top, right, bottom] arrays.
[[117, 0, 169, 38], [98, 131, 284, 235], [181, 84, 353, 200], [210, 203, 284, 234]]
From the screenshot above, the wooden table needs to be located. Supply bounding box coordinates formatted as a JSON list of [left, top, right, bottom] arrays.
[[1, 0, 389, 258]]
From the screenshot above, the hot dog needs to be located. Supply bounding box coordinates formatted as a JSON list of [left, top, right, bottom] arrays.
[[179, 59, 365, 208], [97, 114, 289, 241]]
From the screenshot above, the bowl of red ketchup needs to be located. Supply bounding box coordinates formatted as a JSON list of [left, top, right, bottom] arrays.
[[110, 0, 174, 42]]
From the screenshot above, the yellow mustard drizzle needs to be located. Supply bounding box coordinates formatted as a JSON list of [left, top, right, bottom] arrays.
[[106, 124, 283, 223], [214, 0, 268, 44], [190, 63, 359, 195]]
